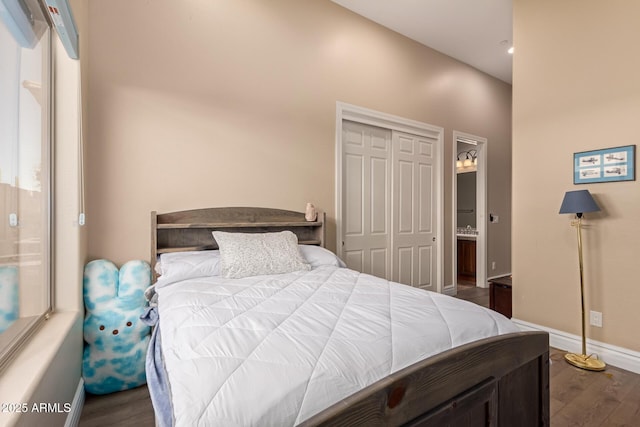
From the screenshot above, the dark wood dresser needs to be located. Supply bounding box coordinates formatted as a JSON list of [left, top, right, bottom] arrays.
[[489, 275, 512, 318]]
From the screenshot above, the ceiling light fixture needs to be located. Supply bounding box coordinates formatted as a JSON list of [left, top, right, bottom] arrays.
[[508, 46, 514, 54]]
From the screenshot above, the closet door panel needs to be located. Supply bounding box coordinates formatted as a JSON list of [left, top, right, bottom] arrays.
[[370, 248, 388, 280], [419, 163, 434, 233], [344, 154, 364, 236], [397, 246, 414, 285], [371, 157, 388, 235], [342, 120, 440, 290], [398, 160, 415, 234], [342, 121, 391, 279], [392, 131, 437, 291]]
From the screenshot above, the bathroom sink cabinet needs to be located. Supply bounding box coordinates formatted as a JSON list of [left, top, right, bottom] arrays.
[[457, 238, 476, 283]]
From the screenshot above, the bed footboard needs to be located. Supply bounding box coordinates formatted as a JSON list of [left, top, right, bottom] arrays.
[[301, 331, 549, 427]]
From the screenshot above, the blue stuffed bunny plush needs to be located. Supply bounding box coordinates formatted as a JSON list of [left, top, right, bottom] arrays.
[[83, 259, 151, 395]]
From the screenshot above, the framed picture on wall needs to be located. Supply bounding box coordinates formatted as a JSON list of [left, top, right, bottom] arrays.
[[574, 145, 636, 184]]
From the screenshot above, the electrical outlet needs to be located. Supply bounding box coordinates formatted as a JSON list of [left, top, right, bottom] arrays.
[[589, 310, 603, 327], [491, 261, 496, 270]]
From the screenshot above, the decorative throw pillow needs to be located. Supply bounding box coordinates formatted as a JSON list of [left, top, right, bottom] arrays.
[[212, 231, 311, 279]]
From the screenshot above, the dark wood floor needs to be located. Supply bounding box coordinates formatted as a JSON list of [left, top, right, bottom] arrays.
[[80, 384, 154, 426], [78, 283, 640, 426], [456, 281, 489, 308]]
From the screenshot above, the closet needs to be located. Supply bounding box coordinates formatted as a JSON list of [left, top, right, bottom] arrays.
[[340, 120, 440, 292]]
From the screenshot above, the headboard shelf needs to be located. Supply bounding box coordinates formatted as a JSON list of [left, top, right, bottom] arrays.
[[157, 245, 217, 254], [151, 207, 325, 281], [156, 239, 322, 255], [156, 221, 323, 230], [299, 240, 321, 245]]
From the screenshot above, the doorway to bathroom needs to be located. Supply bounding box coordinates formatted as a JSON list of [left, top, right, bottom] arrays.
[[453, 131, 487, 292]]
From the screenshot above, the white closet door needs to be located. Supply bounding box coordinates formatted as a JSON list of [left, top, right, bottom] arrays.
[[341, 121, 391, 280], [391, 131, 437, 291]]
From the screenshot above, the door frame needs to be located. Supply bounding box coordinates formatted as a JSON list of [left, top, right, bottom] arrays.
[[335, 102, 445, 292], [451, 131, 488, 292]]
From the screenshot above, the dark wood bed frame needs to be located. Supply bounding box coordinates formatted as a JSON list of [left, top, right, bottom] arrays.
[[151, 207, 549, 427]]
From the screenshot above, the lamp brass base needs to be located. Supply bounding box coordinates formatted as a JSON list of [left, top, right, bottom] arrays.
[[564, 352, 606, 371]]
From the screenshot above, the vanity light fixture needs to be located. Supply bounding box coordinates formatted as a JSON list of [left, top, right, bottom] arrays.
[[457, 150, 477, 171]]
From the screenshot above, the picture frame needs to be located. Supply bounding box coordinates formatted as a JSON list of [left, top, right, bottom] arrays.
[[574, 145, 636, 184]]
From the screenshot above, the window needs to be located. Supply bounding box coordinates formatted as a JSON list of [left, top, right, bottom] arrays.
[[0, 0, 52, 371]]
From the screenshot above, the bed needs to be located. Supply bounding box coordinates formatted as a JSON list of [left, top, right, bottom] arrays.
[[146, 207, 549, 426]]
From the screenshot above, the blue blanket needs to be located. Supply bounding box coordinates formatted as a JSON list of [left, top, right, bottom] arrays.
[[140, 306, 173, 427]]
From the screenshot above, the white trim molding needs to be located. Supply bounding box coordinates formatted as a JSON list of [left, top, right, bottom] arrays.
[[512, 318, 640, 374], [64, 378, 84, 427], [450, 131, 488, 293]]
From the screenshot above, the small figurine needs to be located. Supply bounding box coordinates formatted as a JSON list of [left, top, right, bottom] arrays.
[[305, 203, 317, 222]]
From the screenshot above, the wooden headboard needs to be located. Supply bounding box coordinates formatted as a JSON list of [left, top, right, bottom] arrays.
[[151, 207, 325, 281]]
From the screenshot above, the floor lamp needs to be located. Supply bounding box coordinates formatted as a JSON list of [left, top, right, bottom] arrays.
[[559, 189, 605, 371]]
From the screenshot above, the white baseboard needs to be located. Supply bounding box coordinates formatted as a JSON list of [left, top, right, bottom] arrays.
[[512, 318, 640, 374], [64, 378, 84, 427]]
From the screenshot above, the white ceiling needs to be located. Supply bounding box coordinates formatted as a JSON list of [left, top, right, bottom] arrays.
[[331, 0, 513, 84]]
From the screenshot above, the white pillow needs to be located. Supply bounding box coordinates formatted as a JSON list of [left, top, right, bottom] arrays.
[[298, 245, 346, 268], [212, 231, 311, 279], [156, 250, 220, 283]]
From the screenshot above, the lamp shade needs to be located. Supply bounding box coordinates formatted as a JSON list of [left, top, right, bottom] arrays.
[[559, 190, 600, 215]]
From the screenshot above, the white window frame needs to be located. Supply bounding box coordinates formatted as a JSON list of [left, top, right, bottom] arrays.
[[0, 0, 53, 373]]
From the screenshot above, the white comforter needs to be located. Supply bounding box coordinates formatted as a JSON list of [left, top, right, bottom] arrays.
[[156, 265, 518, 426]]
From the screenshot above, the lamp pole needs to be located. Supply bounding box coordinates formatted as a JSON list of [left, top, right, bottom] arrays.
[[564, 214, 605, 371], [559, 189, 605, 370], [575, 216, 587, 357]]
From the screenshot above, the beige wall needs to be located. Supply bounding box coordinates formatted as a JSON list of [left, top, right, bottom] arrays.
[[86, 0, 512, 285], [513, 0, 640, 351]]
